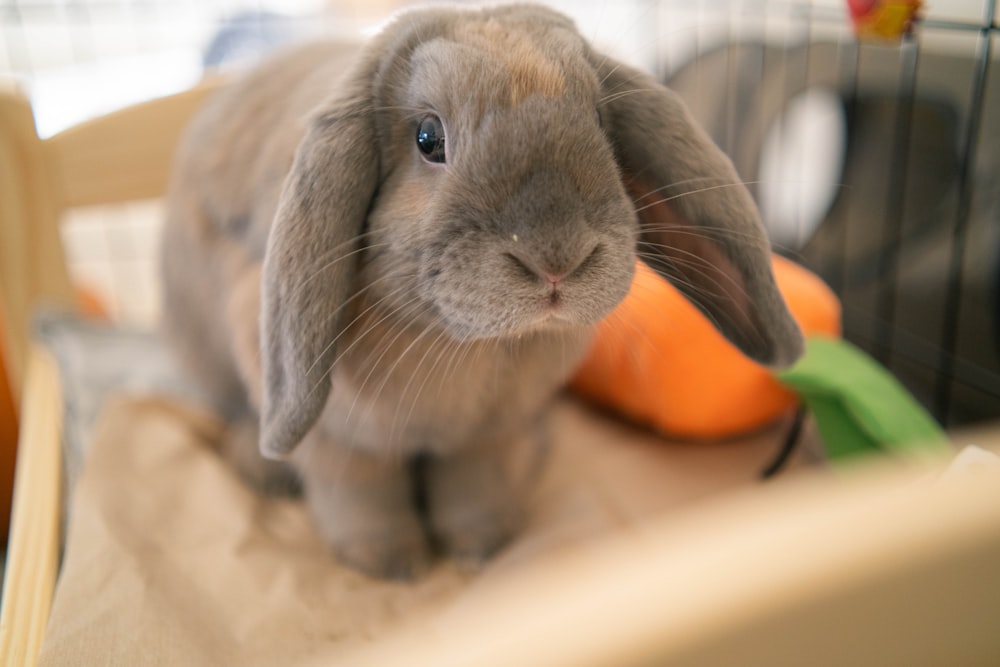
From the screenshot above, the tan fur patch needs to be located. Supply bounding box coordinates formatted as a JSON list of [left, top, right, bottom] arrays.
[[456, 19, 566, 105]]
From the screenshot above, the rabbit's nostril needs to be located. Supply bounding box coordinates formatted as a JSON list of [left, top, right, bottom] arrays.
[[574, 243, 603, 276], [557, 243, 602, 284], [504, 252, 540, 282], [505, 252, 566, 285]]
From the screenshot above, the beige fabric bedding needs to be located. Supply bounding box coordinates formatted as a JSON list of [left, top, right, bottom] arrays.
[[38, 394, 813, 666]]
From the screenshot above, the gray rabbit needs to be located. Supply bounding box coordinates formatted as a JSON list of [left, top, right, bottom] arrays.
[[161, 3, 803, 579]]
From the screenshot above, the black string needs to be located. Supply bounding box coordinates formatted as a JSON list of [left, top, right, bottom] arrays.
[[760, 406, 807, 480]]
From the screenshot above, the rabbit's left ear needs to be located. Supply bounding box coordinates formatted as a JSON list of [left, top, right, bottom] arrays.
[[593, 55, 803, 368]]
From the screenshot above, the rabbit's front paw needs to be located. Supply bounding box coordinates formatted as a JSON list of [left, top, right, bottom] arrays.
[[429, 503, 520, 570], [425, 447, 523, 569], [331, 518, 433, 581], [300, 447, 433, 580]]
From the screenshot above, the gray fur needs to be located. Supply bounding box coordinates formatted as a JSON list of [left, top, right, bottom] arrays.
[[161, 3, 802, 578]]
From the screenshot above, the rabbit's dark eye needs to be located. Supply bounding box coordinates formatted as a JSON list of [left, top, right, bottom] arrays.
[[416, 115, 446, 163]]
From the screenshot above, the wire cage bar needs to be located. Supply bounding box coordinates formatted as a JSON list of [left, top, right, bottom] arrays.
[[655, 0, 999, 427]]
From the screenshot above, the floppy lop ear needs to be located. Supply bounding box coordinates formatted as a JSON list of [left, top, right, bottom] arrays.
[[258, 71, 379, 460], [594, 55, 804, 368]]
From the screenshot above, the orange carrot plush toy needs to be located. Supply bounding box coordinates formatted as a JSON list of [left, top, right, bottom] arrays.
[[571, 256, 841, 440], [571, 255, 950, 462]]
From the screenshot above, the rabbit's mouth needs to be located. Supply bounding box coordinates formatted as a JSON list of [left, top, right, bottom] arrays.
[[428, 284, 617, 342]]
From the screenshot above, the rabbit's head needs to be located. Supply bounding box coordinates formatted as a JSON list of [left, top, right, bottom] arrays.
[[260, 4, 804, 458]]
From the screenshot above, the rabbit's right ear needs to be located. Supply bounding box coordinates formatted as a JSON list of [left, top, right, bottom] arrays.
[[258, 69, 379, 460]]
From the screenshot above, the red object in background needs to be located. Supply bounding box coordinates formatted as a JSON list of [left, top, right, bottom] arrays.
[[0, 311, 18, 547], [847, 0, 923, 41], [0, 286, 108, 547], [847, 0, 879, 20]]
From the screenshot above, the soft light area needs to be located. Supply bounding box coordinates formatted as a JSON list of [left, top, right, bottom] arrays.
[[758, 88, 847, 249]]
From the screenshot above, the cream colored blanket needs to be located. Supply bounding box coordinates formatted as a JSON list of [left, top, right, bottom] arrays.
[[39, 395, 809, 666]]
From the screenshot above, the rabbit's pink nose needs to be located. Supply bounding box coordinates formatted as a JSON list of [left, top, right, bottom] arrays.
[[543, 271, 567, 286], [505, 243, 601, 287], [505, 253, 568, 286]]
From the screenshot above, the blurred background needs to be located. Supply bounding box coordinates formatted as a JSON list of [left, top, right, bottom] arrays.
[[1, 0, 997, 430]]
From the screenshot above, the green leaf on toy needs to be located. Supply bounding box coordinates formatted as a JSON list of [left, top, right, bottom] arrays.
[[777, 337, 949, 461]]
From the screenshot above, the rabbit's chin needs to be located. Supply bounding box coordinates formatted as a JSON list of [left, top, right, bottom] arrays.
[[432, 301, 605, 343], [442, 319, 592, 344]]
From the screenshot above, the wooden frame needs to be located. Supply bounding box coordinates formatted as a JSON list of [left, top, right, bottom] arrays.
[[0, 80, 222, 400], [0, 80, 221, 666], [0, 347, 63, 665]]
